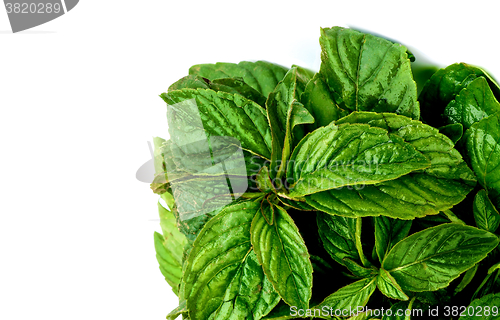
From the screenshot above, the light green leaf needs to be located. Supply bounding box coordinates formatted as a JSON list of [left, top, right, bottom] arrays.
[[466, 112, 500, 204], [301, 72, 349, 130], [154, 232, 182, 296], [460, 293, 500, 320], [377, 269, 409, 301], [182, 200, 280, 320], [382, 224, 499, 292], [319, 27, 419, 119], [161, 88, 272, 160], [313, 278, 377, 313], [317, 212, 361, 267], [251, 204, 313, 309], [189, 60, 289, 98], [287, 122, 430, 197], [419, 62, 500, 127], [444, 76, 500, 130], [473, 189, 500, 233], [167, 300, 187, 320], [374, 216, 412, 263], [154, 202, 188, 295], [307, 112, 476, 219], [267, 67, 314, 179]]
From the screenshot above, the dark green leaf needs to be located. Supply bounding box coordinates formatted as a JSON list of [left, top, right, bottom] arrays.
[[319, 27, 419, 119], [313, 278, 377, 312], [382, 224, 499, 292], [168, 75, 267, 107], [444, 76, 500, 129], [267, 67, 314, 179], [473, 189, 500, 233], [210, 78, 267, 106], [287, 122, 430, 197], [460, 293, 500, 320], [419, 63, 500, 127], [307, 112, 476, 219], [466, 112, 500, 204], [377, 269, 409, 301], [317, 212, 361, 266], [454, 263, 479, 295], [374, 216, 412, 263], [439, 123, 463, 145], [251, 204, 313, 309], [182, 200, 280, 320], [189, 60, 288, 98]]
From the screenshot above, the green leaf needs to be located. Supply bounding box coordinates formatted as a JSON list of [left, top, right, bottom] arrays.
[[382, 224, 499, 292], [278, 196, 316, 211], [154, 202, 188, 295], [287, 122, 430, 197], [473, 189, 500, 233], [374, 216, 412, 263], [307, 112, 476, 219], [454, 263, 479, 295], [419, 63, 500, 127], [313, 277, 377, 313], [182, 200, 280, 320], [167, 300, 187, 320], [438, 123, 463, 145], [154, 232, 182, 295], [256, 166, 276, 193], [301, 72, 349, 130], [161, 88, 272, 160], [319, 27, 419, 119], [168, 75, 211, 91], [380, 298, 416, 320], [376, 269, 409, 301], [260, 194, 275, 225], [189, 60, 289, 98], [466, 112, 500, 204], [460, 293, 500, 320], [343, 258, 378, 278], [317, 212, 361, 267], [267, 67, 314, 179], [262, 301, 331, 320], [168, 75, 267, 107], [251, 204, 313, 309], [444, 76, 500, 130]]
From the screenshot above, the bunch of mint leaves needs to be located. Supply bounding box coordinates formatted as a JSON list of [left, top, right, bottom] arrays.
[[150, 27, 500, 320]]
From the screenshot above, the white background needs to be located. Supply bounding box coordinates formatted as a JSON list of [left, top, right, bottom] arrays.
[[1, 1, 499, 319]]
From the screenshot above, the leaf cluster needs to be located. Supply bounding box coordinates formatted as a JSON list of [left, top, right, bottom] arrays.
[[151, 27, 500, 320]]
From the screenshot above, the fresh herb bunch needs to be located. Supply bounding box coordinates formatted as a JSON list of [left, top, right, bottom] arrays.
[[151, 27, 500, 320]]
